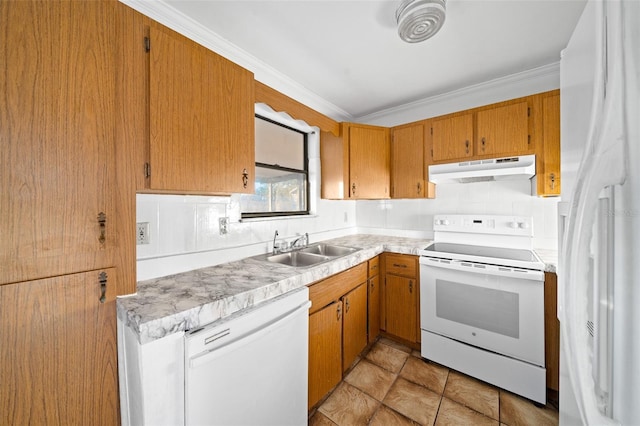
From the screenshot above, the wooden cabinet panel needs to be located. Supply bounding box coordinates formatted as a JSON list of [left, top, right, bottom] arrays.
[[0, 0, 117, 285], [319, 130, 349, 199], [391, 123, 425, 198], [385, 274, 418, 343], [385, 253, 417, 278], [148, 25, 254, 194], [368, 274, 381, 344], [308, 263, 367, 315], [342, 283, 368, 372], [308, 301, 343, 409], [539, 93, 561, 196], [0, 269, 119, 425], [545, 272, 560, 391], [348, 124, 390, 199], [476, 101, 529, 156], [432, 113, 474, 162]]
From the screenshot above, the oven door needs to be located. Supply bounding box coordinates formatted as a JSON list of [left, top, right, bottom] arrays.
[[420, 256, 545, 366]]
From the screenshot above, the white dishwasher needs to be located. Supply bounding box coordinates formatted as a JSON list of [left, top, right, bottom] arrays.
[[185, 286, 310, 426]]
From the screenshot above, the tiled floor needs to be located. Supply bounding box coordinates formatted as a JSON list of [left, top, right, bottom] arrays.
[[309, 338, 559, 426]]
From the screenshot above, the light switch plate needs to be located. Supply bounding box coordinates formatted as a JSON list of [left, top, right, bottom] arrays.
[[137, 222, 150, 245]]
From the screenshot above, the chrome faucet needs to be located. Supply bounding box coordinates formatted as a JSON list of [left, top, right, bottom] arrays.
[[273, 230, 280, 254], [290, 233, 309, 250]]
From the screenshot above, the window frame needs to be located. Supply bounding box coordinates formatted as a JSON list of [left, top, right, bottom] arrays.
[[240, 115, 310, 219]]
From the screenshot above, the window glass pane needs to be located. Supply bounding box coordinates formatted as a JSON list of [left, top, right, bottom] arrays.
[[241, 166, 307, 214], [255, 118, 304, 169]]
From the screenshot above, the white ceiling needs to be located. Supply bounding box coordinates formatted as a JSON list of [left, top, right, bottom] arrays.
[[162, 0, 586, 119]]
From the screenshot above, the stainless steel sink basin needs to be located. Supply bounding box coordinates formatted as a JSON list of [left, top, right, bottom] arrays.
[[263, 251, 331, 267], [299, 243, 360, 257]]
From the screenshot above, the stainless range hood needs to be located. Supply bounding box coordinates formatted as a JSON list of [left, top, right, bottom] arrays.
[[428, 154, 536, 184]]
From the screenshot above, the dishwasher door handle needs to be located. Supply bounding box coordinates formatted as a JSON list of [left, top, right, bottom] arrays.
[[189, 300, 311, 369]]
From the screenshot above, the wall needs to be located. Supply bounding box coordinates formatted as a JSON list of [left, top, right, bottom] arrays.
[[136, 130, 357, 281], [356, 179, 558, 250]]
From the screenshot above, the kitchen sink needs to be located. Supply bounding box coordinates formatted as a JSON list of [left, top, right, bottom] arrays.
[[253, 243, 361, 268], [299, 243, 360, 257], [263, 251, 331, 267]]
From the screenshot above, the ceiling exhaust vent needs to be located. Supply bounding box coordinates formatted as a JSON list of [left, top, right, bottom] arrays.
[[396, 0, 447, 43]]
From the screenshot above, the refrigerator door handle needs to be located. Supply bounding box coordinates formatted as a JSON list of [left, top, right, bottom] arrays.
[[560, 1, 627, 424]]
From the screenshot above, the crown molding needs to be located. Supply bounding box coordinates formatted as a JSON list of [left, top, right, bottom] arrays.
[[356, 62, 560, 126], [119, 0, 353, 122]]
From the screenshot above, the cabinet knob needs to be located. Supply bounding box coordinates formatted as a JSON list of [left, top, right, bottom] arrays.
[[351, 182, 357, 197], [99, 271, 108, 303], [481, 137, 486, 151], [337, 303, 342, 320], [242, 169, 249, 189], [550, 173, 556, 190], [409, 280, 413, 293], [417, 182, 421, 194], [465, 140, 469, 154], [345, 297, 350, 313]]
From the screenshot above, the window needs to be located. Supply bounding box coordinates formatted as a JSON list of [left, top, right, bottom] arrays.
[[240, 116, 309, 218]]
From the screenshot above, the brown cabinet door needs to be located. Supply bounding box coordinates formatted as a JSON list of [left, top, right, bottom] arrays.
[[148, 25, 254, 194], [540, 94, 561, 196], [545, 272, 560, 391], [385, 275, 417, 343], [342, 283, 368, 372], [0, 1, 117, 285], [476, 101, 529, 156], [368, 275, 381, 344], [308, 301, 343, 409], [0, 269, 119, 425], [349, 125, 390, 199], [391, 123, 425, 198], [432, 113, 474, 162]]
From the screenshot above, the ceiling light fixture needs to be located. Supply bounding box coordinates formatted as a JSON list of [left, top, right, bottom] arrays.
[[396, 0, 446, 43]]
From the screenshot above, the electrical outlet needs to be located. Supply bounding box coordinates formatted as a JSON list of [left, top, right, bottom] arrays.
[[136, 222, 150, 245], [219, 217, 229, 235]]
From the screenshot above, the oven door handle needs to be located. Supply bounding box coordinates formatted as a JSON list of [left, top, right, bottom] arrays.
[[420, 257, 544, 281]]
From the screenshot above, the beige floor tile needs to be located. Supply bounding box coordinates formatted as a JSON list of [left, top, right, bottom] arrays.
[[344, 359, 397, 401], [366, 341, 410, 373], [309, 410, 338, 426], [400, 357, 449, 394], [318, 382, 380, 426], [435, 397, 499, 426], [443, 371, 499, 420], [370, 405, 421, 426], [499, 390, 559, 426], [379, 337, 413, 353], [383, 377, 441, 425]]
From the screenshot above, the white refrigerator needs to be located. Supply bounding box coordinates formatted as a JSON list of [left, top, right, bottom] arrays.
[[559, 0, 639, 425]]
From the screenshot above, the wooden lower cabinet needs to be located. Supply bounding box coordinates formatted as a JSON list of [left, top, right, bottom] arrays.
[[367, 274, 381, 344], [342, 283, 368, 372], [308, 301, 343, 409], [385, 275, 418, 343], [545, 272, 560, 392], [0, 269, 119, 425]]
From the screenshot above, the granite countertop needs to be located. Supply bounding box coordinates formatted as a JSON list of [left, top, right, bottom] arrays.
[[117, 235, 431, 344], [118, 234, 559, 345]]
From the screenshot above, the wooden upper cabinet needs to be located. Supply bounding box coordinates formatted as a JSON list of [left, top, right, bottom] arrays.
[[1, 268, 119, 425], [432, 113, 474, 162], [147, 25, 255, 194], [392, 123, 425, 198], [0, 0, 118, 285], [476, 101, 529, 157], [538, 93, 561, 196], [348, 124, 390, 199]]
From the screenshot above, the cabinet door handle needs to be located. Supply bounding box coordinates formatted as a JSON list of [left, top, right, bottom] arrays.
[[550, 173, 556, 190], [97, 212, 106, 245], [417, 182, 421, 194], [409, 280, 413, 293], [465, 140, 469, 154], [345, 297, 350, 314], [481, 137, 486, 151], [99, 271, 107, 303], [242, 169, 249, 188], [370, 281, 375, 291], [392, 263, 407, 268], [337, 303, 342, 321], [351, 182, 357, 197]]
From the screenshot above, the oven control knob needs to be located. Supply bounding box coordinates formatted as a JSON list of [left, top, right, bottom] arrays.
[[518, 222, 529, 229], [442, 219, 450, 226], [509, 221, 519, 228]]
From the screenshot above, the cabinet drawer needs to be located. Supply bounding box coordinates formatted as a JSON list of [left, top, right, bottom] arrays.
[[308, 263, 367, 315], [368, 256, 380, 277], [385, 254, 417, 278]]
